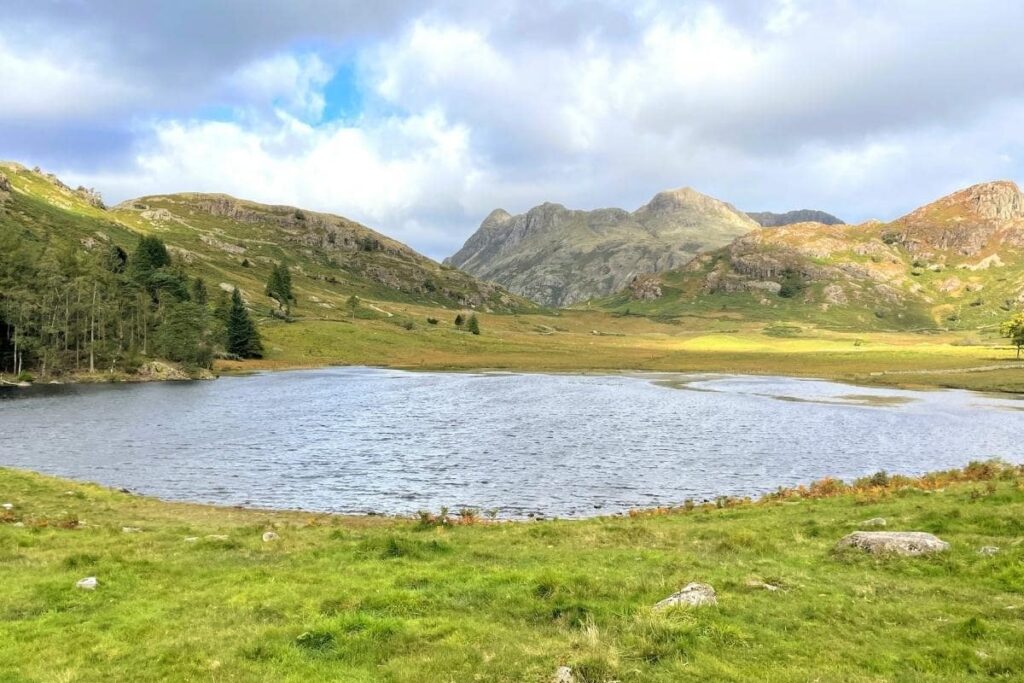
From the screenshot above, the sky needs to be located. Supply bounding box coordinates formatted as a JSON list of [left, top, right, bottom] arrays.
[[3, 0, 1024, 260]]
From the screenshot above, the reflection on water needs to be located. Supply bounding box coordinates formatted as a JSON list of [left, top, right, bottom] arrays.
[[1, 368, 1021, 517]]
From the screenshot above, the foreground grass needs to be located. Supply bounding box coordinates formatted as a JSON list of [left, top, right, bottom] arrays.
[[2, 466, 1023, 681]]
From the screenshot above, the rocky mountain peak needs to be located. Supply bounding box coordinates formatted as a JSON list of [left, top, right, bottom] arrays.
[[904, 180, 1024, 224]]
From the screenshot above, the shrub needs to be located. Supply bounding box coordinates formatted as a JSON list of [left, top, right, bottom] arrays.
[[15, 371, 34, 383], [426, 317, 439, 325]]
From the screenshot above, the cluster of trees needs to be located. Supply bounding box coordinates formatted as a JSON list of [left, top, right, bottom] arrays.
[[0, 233, 262, 379], [454, 313, 481, 334]]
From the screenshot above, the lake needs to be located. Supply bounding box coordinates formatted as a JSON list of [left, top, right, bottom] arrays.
[[1, 368, 1021, 517]]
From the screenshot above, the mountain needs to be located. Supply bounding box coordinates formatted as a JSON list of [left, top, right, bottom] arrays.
[[0, 161, 529, 378], [600, 181, 1024, 330], [446, 187, 760, 307], [0, 162, 525, 314], [746, 209, 844, 227]]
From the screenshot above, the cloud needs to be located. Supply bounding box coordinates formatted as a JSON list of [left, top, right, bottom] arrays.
[[6, 1, 1024, 260], [66, 110, 481, 256]]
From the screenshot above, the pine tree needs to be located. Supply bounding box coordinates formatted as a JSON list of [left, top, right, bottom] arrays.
[[454, 313, 464, 327], [226, 288, 263, 358], [467, 313, 480, 335], [191, 277, 209, 306], [265, 263, 294, 313]]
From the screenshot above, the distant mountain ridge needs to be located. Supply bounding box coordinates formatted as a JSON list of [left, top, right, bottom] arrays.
[[599, 180, 1024, 330], [447, 187, 760, 307], [746, 209, 844, 227]]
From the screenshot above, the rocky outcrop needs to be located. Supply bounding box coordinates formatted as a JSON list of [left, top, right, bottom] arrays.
[[653, 582, 717, 609], [836, 531, 950, 556], [747, 209, 844, 227], [448, 187, 759, 307], [628, 274, 663, 300], [0, 172, 10, 193]]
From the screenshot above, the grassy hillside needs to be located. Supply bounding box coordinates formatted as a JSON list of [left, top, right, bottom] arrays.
[[1, 162, 529, 318], [2, 463, 1022, 681]]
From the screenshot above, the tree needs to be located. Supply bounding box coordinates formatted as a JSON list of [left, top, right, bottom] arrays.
[[154, 302, 212, 368], [454, 313, 465, 327], [226, 288, 263, 358], [346, 295, 360, 320], [190, 277, 209, 306], [1001, 313, 1024, 359], [265, 263, 294, 313], [129, 236, 171, 280], [467, 313, 480, 335]]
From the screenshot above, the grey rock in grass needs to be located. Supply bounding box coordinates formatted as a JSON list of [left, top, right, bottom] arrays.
[[184, 536, 199, 543], [552, 666, 575, 683], [746, 579, 781, 592], [121, 527, 142, 534], [262, 531, 280, 542], [978, 546, 1000, 556], [654, 582, 717, 609], [76, 576, 98, 590], [206, 534, 229, 541], [1, 503, 12, 510], [837, 531, 949, 556], [860, 517, 887, 527]]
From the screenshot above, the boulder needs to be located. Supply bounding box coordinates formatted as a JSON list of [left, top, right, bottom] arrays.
[[654, 582, 717, 610], [552, 666, 575, 683], [836, 531, 949, 556], [76, 576, 98, 590], [262, 531, 280, 542]]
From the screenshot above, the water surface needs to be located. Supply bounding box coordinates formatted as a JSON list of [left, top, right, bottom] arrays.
[[1, 368, 1021, 517]]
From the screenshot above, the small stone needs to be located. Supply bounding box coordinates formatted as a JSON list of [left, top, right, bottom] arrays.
[[1, 503, 12, 510], [262, 531, 280, 542], [206, 534, 229, 541], [122, 527, 142, 534], [184, 536, 199, 543], [76, 576, 98, 590], [654, 582, 717, 610], [13, 522, 25, 528], [552, 666, 575, 683], [978, 546, 1000, 556], [745, 579, 781, 592], [836, 531, 949, 556], [861, 517, 887, 527]]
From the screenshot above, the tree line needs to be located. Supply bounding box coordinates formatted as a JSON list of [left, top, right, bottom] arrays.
[[0, 233, 262, 380]]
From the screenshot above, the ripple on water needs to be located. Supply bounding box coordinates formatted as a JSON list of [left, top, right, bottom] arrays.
[[1, 368, 1022, 517]]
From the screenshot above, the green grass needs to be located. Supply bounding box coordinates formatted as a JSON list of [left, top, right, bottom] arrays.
[[2, 466, 1023, 681]]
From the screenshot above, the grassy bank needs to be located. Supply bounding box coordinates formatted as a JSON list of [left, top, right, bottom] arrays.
[[214, 306, 1024, 393], [2, 464, 1023, 681]]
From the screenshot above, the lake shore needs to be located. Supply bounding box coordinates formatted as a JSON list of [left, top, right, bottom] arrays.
[[2, 462, 1022, 681]]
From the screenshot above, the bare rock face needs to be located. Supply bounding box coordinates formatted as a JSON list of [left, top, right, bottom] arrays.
[[0, 172, 10, 193], [447, 187, 759, 307], [836, 531, 949, 556], [628, 274, 663, 300], [654, 582, 717, 609]]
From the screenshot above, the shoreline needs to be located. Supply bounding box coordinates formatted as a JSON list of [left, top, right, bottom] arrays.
[[4, 457, 1020, 523]]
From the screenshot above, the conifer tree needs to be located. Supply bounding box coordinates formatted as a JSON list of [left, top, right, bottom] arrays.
[[467, 313, 480, 335], [226, 288, 263, 358]]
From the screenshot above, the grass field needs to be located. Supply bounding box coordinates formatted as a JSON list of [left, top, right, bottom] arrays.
[[215, 304, 1024, 394], [2, 464, 1023, 681]]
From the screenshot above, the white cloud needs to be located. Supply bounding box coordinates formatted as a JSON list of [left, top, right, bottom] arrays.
[[66, 109, 481, 256], [228, 53, 333, 121], [17, 1, 1024, 259]]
